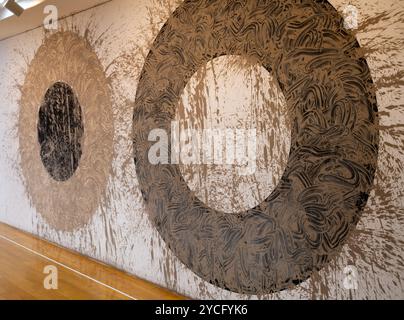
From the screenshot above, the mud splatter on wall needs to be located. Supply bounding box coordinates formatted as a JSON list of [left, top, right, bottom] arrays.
[[133, 0, 379, 294], [18, 31, 114, 231], [0, 0, 403, 299]]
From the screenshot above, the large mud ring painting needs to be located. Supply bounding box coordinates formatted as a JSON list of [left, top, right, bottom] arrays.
[[133, 0, 379, 294], [19, 31, 114, 231]]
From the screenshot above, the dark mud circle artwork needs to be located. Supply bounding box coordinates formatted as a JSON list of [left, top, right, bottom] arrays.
[[38, 82, 84, 182], [19, 31, 113, 231], [133, 0, 379, 294]]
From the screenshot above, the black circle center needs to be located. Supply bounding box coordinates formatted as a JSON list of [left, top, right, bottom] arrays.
[[37, 82, 84, 182]]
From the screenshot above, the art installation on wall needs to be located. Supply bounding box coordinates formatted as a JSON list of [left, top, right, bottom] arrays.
[[133, 0, 379, 293], [1, 0, 402, 299], [38, 81, 84, 182], [18, 31, 114, 231]]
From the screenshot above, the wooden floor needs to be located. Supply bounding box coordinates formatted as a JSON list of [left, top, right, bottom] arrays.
[[0, 223, 187, 300]]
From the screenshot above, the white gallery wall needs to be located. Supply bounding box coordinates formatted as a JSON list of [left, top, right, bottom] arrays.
[[0, 0, 403, 299]]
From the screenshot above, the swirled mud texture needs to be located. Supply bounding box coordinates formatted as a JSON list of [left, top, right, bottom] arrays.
[[38, 82, 84, 182], [133, 0, 379, 294], [19, 31, 114, 231]]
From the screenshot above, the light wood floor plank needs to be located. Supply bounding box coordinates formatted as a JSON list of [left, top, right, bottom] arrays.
[[0, 222, 187, 300]]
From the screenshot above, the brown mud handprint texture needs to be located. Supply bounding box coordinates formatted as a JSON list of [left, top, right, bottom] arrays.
[[19, 31, 114, 231], [133, 0, 379, 294]]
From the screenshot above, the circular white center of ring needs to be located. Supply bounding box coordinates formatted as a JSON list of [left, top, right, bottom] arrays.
[[177, 55, 291, 213]]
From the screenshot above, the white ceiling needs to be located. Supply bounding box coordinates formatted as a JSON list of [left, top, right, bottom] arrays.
[[0, 0, 111, 41]]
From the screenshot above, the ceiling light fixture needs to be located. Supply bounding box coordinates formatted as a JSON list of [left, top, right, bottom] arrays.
[[3, 0, 24, 17]]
